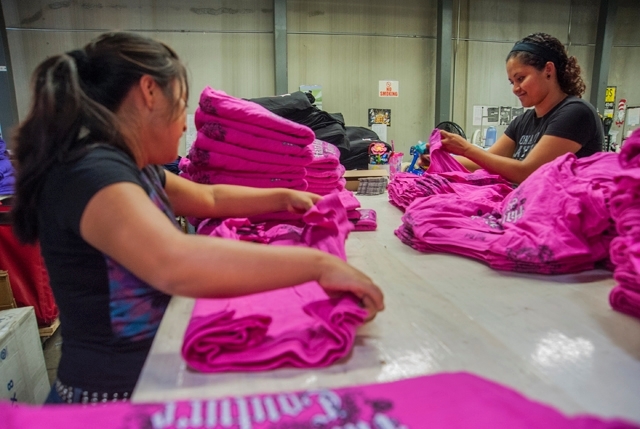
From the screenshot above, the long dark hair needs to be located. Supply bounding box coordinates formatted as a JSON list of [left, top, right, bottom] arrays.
[[506, 32, 586, 97], [12, 32, 188, 243]]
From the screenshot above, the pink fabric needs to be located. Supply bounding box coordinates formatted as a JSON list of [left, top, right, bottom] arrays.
[[307, 164, 346, 180], [388, 170, 513, 211], [427, 128, 471, 174], [609, 129, 640, 319], [193, 131, 313, 166], [196, 108, 314, 155], [180, 167, 309, 191], [188, 146, 307, 177], [350, 208, 377, 231], [396, 152, 620, 274], [2, 372, 638, 429], [198, 87, 315, 144], [309, 139, 341, 168], [195, 108, 314, 149], [182, 194, 366, 372], [609, 286, 640, 319]]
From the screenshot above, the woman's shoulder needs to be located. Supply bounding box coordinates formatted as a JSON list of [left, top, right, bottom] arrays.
[[555, 96, 597, 115]]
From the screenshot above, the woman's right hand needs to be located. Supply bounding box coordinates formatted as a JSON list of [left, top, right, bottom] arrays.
[[317, 256, 384, 322], [417, 153, 431, 168]]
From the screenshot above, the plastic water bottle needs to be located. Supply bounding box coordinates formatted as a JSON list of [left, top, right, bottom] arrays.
[[485, 126, 497, 148]]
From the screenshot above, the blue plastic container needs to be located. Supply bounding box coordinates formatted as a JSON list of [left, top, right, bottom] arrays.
[[485, 126, 497, 148]]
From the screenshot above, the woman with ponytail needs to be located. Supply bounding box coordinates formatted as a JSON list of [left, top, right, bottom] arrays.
[[421, 33, 603, 184], [12, 32, 383, 404]]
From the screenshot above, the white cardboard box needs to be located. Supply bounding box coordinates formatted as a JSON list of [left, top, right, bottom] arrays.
[[0, 307, 50, 404]]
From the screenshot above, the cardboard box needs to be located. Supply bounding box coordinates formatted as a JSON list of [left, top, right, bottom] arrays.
[[0, 307, 50, 404], [0, 270, 17, 312], [343, 169, 389, 192]]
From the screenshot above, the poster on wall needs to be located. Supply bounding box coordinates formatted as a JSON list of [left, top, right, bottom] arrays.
[[472, 105, 500, 126], [604, 86, 616, 118], [379, 80, 399, 97], [300, 85, 323, 110], [511, 107, 525, 121], [499, 106, 512, 125], [368, 108, 391, 126]]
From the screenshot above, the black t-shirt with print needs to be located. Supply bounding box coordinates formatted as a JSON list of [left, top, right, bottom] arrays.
[[505, 96, 603, 161]]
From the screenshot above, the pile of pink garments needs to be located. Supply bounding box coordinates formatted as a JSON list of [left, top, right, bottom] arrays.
[[305, 139, 347, 195], [387, 130, 514, 211], [395, 152, 620, 274], [179, 86, 315, 191], [181, 193, 367, 372], [609, 129, 640, 319]]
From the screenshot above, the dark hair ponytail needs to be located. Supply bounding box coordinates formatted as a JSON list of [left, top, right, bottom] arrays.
[[12, 32, 188, 243], [506, 32, 586, 97]]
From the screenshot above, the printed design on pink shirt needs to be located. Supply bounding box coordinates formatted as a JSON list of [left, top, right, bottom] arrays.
[[200, 122, 227, 141], [471, 209, 503, 230], [503, 196, 527, 223], [199, 97, 218, 116], [506, 245, 556, 271], [4, 372, 638, 428], [191, 147, 209, 166]]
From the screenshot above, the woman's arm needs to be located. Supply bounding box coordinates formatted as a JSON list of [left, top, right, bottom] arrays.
[[164, 172, 321, 218], [439, 130, 580, 184], [80, 182, 384, 318]]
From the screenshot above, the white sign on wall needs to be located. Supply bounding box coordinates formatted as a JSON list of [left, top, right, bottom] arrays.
[[379, 81, 399, 97]]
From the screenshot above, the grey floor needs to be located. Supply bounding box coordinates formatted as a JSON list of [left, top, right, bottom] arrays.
[[42, 328, 62, 386]]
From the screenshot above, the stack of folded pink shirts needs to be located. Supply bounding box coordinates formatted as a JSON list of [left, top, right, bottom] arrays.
[[305, 139, 347, 195], [179, 86, 316, 191], [609, 129, 640, 319], [181, 194, 367, 372], [387, 130, 513, 210], [396, 152, 620, 274]]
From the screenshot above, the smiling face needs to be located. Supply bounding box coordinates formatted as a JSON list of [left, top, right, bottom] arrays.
[[506, 57, 552, 109]]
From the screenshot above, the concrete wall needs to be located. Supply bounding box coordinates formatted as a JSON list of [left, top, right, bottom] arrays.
[[1, 0, 638, 154]]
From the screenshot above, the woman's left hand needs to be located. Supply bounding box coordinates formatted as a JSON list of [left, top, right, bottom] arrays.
[[440, 130, 473, 156], [285, 190, 323, 214]]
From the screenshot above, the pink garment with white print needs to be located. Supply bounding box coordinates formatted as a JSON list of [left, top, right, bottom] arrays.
[[308, 139, 341, 169], [199, 87, 315, 144], [2, 372, 638, 429], [181, 194, 366, 372]]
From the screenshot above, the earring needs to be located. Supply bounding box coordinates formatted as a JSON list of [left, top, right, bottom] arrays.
[[547, 74, 551, 79]]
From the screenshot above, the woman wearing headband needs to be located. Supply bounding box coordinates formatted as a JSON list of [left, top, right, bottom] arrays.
[[422, 32, 603, 184]]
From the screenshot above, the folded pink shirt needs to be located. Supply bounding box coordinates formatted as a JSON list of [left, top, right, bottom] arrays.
[[193, 131, 313, 166], [195, 108, 314, 149], [199, 86, 315, 143], [181, 194, 366, 372]]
